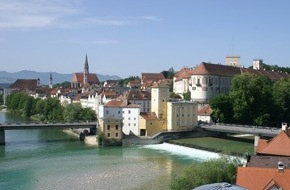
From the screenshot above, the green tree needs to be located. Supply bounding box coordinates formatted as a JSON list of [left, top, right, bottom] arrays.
[[170, 157, 239, 190], [82, 107, 96, 122], [162, 67, 175, 79], [229, 73, 273, 125], [210, 94, 233, 123], [23, 96, 34, 118], [272, 78, 290, 123], [183, 91, 191, 101], [53, 81, 71, 88], [63, 103, 83, 122]]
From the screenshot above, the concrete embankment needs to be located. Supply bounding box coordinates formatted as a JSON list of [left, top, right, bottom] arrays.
[[63, 128, 98, 146]]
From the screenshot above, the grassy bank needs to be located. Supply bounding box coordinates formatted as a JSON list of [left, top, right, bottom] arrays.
[[168, 136, 255, 156]]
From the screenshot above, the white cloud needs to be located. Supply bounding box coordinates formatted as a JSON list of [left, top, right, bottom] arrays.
[[65, 39, 119, 45], [82, 17, 133, 26], [0, 0, 82, 29], [142, 16, 164, 21]]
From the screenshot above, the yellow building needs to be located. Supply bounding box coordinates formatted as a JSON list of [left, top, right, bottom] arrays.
[[167, 101, 198, 131], [140, 84, 198, 136], [99, 118, 123, 140], [151, 84, 170, 120], [139, 112, 166, 136]]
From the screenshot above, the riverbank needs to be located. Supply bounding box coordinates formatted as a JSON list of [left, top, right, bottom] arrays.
[[63, 129, 98, 146]]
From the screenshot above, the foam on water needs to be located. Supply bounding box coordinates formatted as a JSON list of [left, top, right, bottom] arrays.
[[142, 143, 220, 161]]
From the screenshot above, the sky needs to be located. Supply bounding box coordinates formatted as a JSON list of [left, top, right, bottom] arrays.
[[0, 0, 290, 78]]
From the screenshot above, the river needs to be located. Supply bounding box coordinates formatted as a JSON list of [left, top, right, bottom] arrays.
[[0, 111, 221, 190]]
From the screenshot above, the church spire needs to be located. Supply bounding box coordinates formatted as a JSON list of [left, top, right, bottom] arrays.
[[49, 73, 53, 89], [84, 54, 89, 85]]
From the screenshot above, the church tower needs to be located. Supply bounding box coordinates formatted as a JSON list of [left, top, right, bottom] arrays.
[[84, 54, 89, 85], [49, 73, 53, 89]]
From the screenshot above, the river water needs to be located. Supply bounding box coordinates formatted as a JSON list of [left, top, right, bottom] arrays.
[[0, 111, 220, 190]]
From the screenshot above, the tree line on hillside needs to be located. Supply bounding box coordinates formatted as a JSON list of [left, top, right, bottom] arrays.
[[210, 73, 290, 126], [5, 92, 96, 122]]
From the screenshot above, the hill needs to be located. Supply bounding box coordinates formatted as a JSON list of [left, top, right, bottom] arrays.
[[0, 70, 122, 85]]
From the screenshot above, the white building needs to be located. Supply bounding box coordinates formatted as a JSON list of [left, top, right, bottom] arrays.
[[98, 100, 141, 136], [173, 67, 194, 97]]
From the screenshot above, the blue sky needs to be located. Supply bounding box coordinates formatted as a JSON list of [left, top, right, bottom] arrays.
[[0, 0, 289, 78]]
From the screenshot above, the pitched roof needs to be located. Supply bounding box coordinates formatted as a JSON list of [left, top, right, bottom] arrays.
[[140, 112, 158, 120], [72, 73, 100, 84], [141, 73, 165, 83], [192, 62, 290, 80], [256, 130, 290, 156], [236, 167, 290, 189], [10, 79, 39, 90], [174, 67, 194, 81], [246, 155, 290, 168], [118, 90, 151, 101], [105, 100, 127, 107], [192, 62, 242, 77], [198, 104, 213, 116]]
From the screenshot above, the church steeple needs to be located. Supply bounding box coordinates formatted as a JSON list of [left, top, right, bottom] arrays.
[[49, 73, 53, 89], [84, 54, 89, 85]]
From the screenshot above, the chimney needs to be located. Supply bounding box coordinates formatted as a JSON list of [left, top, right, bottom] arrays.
[[278, 161, 285, 172], [282, 123, 288, 131]]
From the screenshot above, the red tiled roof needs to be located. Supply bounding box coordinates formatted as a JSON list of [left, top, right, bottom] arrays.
[[198, 104, 213, 116], [105, 100, 126, 107], [10, 79, 38, 90], [236, 167, 290, 189], [174, 67, 194, 81], [192, 62, 290, 80], [142, 73, 165, 83], [140, 112, 158, 120], [72, 73, 99, 84], [256, 130, 290, 156], [192, 62, 242, 77], [118, 90, 151, 101]]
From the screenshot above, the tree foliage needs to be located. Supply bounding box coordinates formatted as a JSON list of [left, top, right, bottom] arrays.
[[210, 94, 233, 123], [210, 73, 290, 126], [5, 92, 96, 122], [170, 157, 239, 190], [162, 67, 175, 79], [183, 91, 191, 101], [118, 76, 140, 87], [53, 81, 71, 88]]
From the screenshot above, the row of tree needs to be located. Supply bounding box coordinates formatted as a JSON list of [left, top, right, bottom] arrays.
[[210, 73, 290, 126], [5, 92, 96, 122]]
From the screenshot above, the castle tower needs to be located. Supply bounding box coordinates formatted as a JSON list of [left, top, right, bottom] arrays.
[[84, 54, 89, 85], [226, 56, 241, 67], [151, 84, 170, 120], [49, 73, 53, 89], [253, 59, 263, 70]]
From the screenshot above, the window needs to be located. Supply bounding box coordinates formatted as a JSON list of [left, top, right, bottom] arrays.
[[150, 122, 153, 125], [182, 114, 184, 117], [118, 111, 121, 114], [134, 117, 136, 120], [107, 125, 110, 130], [128, 110, 131, 114], [115, 125, 118, 130], [134, 123, 136, 126], [107, 133, 110, 137], [115, 133, 118, 137], [106, 110, 109, 114], [128, 117, 130, 120], [129, 123, 131, 126], [177, 114, 179, 117], [197, 78, 201, 86]]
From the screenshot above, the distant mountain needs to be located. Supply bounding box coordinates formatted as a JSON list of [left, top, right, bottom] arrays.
[[0, 70, 122, 85]]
